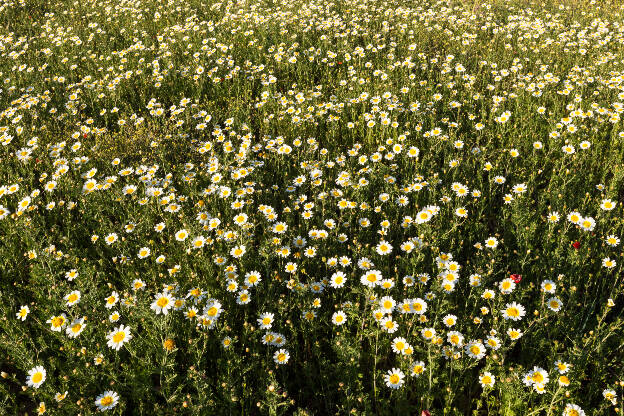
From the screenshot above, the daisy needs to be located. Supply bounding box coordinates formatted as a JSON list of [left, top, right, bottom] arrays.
[[579, 217, 595, 232], [507, 328, 523, 340], [175, 229, 189, 241], [332, 310, 347, 326], [237, 290, 251, 305], [330, 271, 347, 288], [258, 312, 274, 329], [411, 298, 427, 315], [547, 297, 563, 312], [137, 247, 151, 259], [469, 274, 482, 287], [442, 314, 457, 327], [486, 336, 501, 350], [16, 305, 29, 321], [415, 209, 433, 224], [106, 325, 132, 350], [555, 361, 571, 374], [47, 313, 67, 332], [602, 257, 617, 269], [272, 222, 287, 234], [360, 270, 382, 287], [541, 280, 556, 294], [558, 375, 570, 386], [26, 366, 46, 389], [603, 389, 617, 405], [203, 300, 222, 319], [525, 366, 549, 386], [562, 145, 575, 154], [95, 391, 120, 411], [105, 292, 119, 309], [105, 233, 118, 245], [391, 337, 408, 354], [499, 278, 516, 294], [66, 318, 86, 338], [600, 199, 616, 211], [482, 289, 495, 300], [65, 269, 79, 281], [244, 271, 262, 287], [284, 262, 297, 273], [501, 302, 526, 321], [375, 240, 392, 256], [150, 292, 174, 315], [479, 372, 495, 388], [567, 211, 582, 225], [384, 368, 405, 389], [411, 361, 426, 377], [273, 349, 290, 365], [379, 296, 396, 313], [447, 331, 464, 347], [579, 140, 591, 150], [132, 279, 145, 291], [605, 235, 620, 247], [512, 183, 527, 194], [484, 237, 498, 249], [421, 327, 436, 340], [547, 212, 560, 223], [465, 340, 486, 359], [380, 316, 398, 333], [109, 311, 121, 323], [233, 213, 248, 226], [230, 245, 246, 258]]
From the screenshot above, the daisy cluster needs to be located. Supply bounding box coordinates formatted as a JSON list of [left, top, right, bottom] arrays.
[[1, 0, 624, 414]]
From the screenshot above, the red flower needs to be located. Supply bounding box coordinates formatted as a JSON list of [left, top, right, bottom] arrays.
[[572, 241, 580, 250], [422, 411, 431, 416], [510, 274, 522, 284]]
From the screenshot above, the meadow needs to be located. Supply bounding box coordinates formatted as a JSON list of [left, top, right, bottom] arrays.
[[1, 0, 624, 414]]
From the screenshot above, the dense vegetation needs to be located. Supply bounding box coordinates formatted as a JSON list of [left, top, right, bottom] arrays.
[[1, 0, 624, 414]]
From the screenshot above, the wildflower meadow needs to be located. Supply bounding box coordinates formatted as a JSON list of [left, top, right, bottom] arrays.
[[1, 0, 624, 414]]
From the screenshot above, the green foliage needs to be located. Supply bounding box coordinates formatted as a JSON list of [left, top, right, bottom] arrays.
[[0, 0, 623, 414]]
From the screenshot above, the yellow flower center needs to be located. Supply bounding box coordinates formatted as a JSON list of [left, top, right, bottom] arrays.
[[112, 332, 126, 343], [101, 396, 114, 406], [389, 374, 400, 384], [163, 339, 175, 351], [157, 297, 169, 308], [32, 372, 43, 383], [52, 316, 65, 327]]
